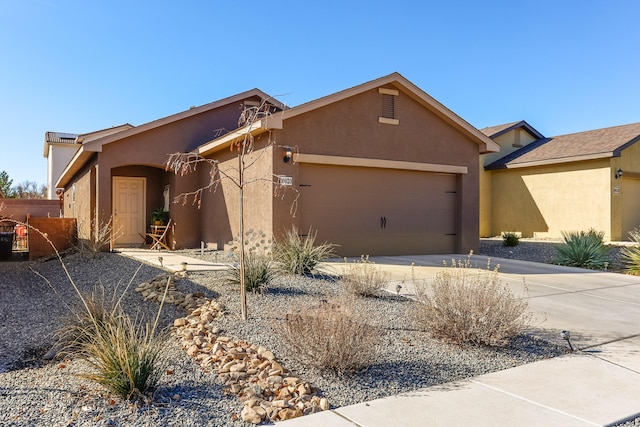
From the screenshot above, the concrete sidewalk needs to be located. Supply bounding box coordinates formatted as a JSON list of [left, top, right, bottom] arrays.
[[281, 255, 640, 426]]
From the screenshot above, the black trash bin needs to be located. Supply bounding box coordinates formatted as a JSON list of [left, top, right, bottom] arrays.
[[0, 232, 14, 260]]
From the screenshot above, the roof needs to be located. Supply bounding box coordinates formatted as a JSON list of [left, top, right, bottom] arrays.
[[56, 89, 280, 188], [43, 132, 79, 157], [197, 73, 500, 156], [480, 120, 545, 140], [43, 125, 133, 157], [486, 122, 640, 170]]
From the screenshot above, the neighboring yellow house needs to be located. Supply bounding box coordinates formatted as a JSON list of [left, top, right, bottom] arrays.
[[480, 121, 640, 241]]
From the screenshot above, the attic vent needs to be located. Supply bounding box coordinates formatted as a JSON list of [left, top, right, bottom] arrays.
[[513, 129, 522, 147], [378, 88, 399, 125], [382, 94, 395, 119]]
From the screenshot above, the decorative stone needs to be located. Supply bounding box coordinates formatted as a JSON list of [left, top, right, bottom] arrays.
[[241, 406, 262, 424], [319, 398, 330, 411], [278, 408, 303, 421]]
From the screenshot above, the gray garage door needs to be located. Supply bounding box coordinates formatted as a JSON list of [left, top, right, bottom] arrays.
[[297, 164, 458, 256]]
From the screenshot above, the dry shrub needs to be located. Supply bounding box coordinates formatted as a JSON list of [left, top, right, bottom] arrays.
[[75, 214, 121, 258], [410, 256, 532, 346], [281, 296, 381, 373], [340, 255, 390, 297]]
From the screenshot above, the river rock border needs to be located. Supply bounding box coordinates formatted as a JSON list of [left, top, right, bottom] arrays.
[[136, 274, 329, 423]]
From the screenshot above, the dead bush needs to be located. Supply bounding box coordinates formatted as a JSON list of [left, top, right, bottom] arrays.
[[340, 255, 389, 297], [410, 255, 532, 346], [280, 295, 381, 373]]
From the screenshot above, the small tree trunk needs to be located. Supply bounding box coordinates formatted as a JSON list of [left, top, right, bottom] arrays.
[[239, 145, 247, 320]]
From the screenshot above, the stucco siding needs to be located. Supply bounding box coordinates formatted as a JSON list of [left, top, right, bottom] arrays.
[[491, 160, 611, 239], [48, 144, 80, 199]]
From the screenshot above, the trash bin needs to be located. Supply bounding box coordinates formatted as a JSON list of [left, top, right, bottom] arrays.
[[0, 232, 14, 260]]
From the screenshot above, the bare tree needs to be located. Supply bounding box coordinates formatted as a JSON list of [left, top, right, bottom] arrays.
[[167, 100, 294, 320], [13, 180, 47, 199]]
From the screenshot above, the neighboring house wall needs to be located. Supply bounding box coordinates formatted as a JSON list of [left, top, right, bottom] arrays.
[[480, 128, 538, 237], [47, 144, 80, 199], [612, 141, 640, 240], [490, 159, 612, 239]]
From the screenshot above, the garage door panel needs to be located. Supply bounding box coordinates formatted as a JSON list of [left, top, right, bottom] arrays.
[[298, 165, 458, 256]]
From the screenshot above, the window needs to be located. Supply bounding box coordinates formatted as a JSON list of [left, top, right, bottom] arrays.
[[163, 185, 170, 212]]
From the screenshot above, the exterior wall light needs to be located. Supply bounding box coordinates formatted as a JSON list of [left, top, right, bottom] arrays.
[[615, 168, 623, 179], [283, 147, 293, 163]]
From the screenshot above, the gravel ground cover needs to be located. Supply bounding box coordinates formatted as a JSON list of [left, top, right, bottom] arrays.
[[0, 242, 636, 426]]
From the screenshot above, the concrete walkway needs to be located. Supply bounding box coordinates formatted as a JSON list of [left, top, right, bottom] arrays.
[[117, 249, 640, 425], [117, 248, 229, 272]]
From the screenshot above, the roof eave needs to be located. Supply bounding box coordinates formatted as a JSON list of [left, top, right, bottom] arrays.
[[485, 120, 545, 140], [196, 116, 282, 157], [82, 89, 282, 152], [498, 152, 614, 170], [55, 147, 94, 188]]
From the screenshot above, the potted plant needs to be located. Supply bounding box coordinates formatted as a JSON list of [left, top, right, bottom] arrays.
[[151, 208, 169, 226]]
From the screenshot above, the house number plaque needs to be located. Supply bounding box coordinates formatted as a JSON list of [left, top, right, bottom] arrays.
[[279, 176, 293, 186]]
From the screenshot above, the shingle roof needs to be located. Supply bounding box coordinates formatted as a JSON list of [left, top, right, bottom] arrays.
[[486, 122, 640, 169], [480, 120, 545, 140], [480, 121, 521, 137]]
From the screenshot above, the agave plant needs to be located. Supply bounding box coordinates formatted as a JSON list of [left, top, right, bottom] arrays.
[[621, 229, 640, 275], [553, 229, 610, 269]]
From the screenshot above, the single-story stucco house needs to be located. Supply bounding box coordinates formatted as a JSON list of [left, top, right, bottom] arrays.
[[55, 73, 499, 256], [480, 120, 640, 241]]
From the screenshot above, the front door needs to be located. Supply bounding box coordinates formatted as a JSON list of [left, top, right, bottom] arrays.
[[113, 177, 146, 245]]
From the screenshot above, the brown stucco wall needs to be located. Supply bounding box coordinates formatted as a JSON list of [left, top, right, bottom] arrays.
[[198, 136, 275, 250], [270, 85, 481, 254]]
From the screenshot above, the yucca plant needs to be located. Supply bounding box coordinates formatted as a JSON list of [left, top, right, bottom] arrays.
[[621, 228, 640, 275], [554, 229, 610, 269], [273, 226, 337, 275]]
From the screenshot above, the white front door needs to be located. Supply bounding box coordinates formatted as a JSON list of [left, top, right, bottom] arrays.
[[113, 177, 146, 245]]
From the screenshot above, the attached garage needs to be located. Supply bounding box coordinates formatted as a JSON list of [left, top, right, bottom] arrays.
[[297, 163, 459, 256]]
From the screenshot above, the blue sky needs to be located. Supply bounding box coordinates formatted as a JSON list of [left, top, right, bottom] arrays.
[[1, 0, 639, 189]]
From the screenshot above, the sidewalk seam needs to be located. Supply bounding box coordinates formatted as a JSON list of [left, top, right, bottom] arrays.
[[330, 409, 363, 426], [470, 380, 601, 426]]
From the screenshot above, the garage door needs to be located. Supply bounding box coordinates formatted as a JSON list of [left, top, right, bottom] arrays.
[[297, 164, 458, 256]]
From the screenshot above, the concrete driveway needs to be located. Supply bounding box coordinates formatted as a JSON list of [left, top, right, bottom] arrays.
[[298, 254, 640, 426]]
